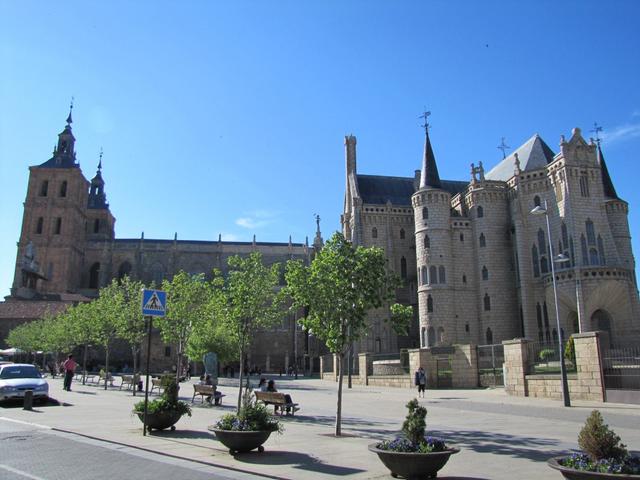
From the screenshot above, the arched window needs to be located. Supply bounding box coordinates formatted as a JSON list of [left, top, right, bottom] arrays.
[[437, 327, 445, 344], [421, 327, 426, 347], [89, 262, 100, 289], [118, 261, 132, 280], [59, 181, 67, 197], [94, 219, 100, 234], [422, 207, 428, 219], [372, 227, 378, 239], [597, 235, 606, 265], [36, 217, 44, 234], [482, 266, 488, 280], [532, 245, 540, 277], [536, 303, 543, 338], [589, 248, 599, 266], [561, 222, 569, 250], [462, 274, 467, 284], [460, 233, 464, 242], [543, 301, 550, 342], [486, 327, 493, 345], [400, 228, 405, 240], [54, 217, 62, 235], [429, 266, 438, 284], [479, 233, 486, 248], [438, 266, 446, 284], [400, 257, 407, 279], [533, 196, 541, 207], [592, 309, 612, 337], [39, 180, 49, 197], [421, 266, 428, 285], [586, 219, 596, 245], [483, 294, 491, 311], [477, 206, 484, 218], [568, 311, 579, 334], [540, 256, 549, 274], [427, 294, 433, 312], [427, 327, 436, 347], [538, 229, 546, 255], [424, 235, 430, 249], [581, 234, 589, 265]]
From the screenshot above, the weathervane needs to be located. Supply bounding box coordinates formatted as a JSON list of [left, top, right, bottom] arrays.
[[419, 110, 431, 135], [497, 137, 510, 159], [66, 96, 74, 125], [591, 122, 603, 146], [98, 147, 103, 170]]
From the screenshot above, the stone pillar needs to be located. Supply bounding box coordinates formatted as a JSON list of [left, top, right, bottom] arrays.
[[452, 344, 479, 388], [358, 353, 370, 386], [408, 348, 438, 389], [503, 338, 532, 397], [573, 331, 606, 402], [319, 355, 326, 380]]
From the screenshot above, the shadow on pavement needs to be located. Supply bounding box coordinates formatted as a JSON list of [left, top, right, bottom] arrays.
[[0, 397, 68, 408], [233, 450, 366, 475], [150, 429, 214, 440]]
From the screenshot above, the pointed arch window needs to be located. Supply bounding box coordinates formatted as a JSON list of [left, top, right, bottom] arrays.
[[486, 327, 493, 345], [438, 266, 446, 284], [59, 181, 67, 197], [372, 227, 378, 239], [424, 235, 430, 249], [36, 217, 44, 234], [589, 248, 599, 266], [586, 220, 596, 245], [477, 206, 484, 218], [118, 261, 132, 280], [561, 223, 569, 250], [479, 233, 486, 248], [482, 266, 488, 280], [427, 294, 434, 313], [400, 257, 407, 279], [543, 301, 550, 342], [39, 180, 49, 197], [581, 234, 589, 265], [532, 245, 540, 277], [400, 228, 405, 240], [429, 266, 438, 284], [421, 266, 428, 285], [540, 256, 549, 274], [422, 207, 428, 219], [483, 294, 491, 311], [597, 235, 606, 265], [533, 196, 541, 207], [538, 229, 546, 255], [89, 262, 100, 289], [94, 219, 100, 234]]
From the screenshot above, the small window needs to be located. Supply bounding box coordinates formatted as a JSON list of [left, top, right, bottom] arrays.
[[486, 327, 493, 344], [59, 181, 67, 197], [164, 346, 172, 357], [438, 265, 446, 284], [462, 274, 467, 284], [532, 245, 540, 277], [421, 266, 428, 285], [429, 266, 438, 284], [427, 294, 433, 313], [533, 195, 541, 207], [400, 257, 407, 279], [482, 266, 488, 280], [459, 233, 464, 242], [586, 220, 596, 245], [94, 219, 100, 234], [465, 323, 469, 332], [54, 217, 62, 235], [484, 294, 491, 311], [477, 206, 484, 218], [479, 233, 486, 248], [424, 235, 430, 249], [36, 217, 44, 234], [422, 207, 428, 219], [580, 175, 590, 197], [39, 180, 49, 197], [372, 227, 378, 239], [400, 228, 405, 240]]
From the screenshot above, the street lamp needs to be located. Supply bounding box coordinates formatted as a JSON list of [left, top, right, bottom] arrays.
[[531, 200, 571, 407]]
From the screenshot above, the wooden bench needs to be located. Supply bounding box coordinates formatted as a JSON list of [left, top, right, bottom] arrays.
[[254, 391, 299, 415], [99, 372, 115, 387], [120, 374, 140, 390], [192, 384, 225, 405], [150, 378, 164, 394]]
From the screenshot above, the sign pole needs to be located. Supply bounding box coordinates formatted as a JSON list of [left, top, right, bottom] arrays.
[[142, 315, 153, 436]]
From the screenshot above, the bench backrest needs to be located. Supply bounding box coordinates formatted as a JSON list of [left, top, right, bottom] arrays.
[[255, 391, 286, 403], [194, 384, 215, 393]]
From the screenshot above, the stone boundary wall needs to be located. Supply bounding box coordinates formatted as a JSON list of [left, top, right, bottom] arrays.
[[366, 375, 412, 389]]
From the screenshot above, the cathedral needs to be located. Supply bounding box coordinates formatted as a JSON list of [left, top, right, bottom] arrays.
[[342, 123, 640, 352], [1, 108, 323, 372]]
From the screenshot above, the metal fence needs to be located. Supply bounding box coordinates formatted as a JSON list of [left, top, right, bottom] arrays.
[[526, 340, 576, 375], [477, 343, 504, 387], [603, 344, 640, 393]]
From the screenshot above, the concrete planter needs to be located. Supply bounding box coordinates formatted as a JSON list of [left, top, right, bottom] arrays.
[[548, 457, 640, 480], [209, 428, 272, 454], [369, 444, 459, 479]]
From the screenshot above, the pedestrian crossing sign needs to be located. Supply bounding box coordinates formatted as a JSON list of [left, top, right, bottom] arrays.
[[141, 289, 167, 317]]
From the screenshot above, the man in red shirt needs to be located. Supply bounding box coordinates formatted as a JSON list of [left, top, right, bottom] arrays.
[[63, 354, 77, 391]]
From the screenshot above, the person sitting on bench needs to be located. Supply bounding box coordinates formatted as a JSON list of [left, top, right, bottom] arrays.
[[266, 380, 297, 413], [199, 374, 215, 404]]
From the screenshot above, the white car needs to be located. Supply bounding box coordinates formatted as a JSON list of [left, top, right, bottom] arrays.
[[0, 363, 49, 402]]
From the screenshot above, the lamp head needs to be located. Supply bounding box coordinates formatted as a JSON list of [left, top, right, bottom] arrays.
[[554, 253, 570, 264], [530, 206, 547, 216]]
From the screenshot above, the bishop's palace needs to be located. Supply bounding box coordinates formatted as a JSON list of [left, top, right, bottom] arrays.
[[1, 109, 639, 371]]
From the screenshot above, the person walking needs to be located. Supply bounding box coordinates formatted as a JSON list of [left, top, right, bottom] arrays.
[[63, 354, 78, 391], [414, 366, 427, 398]]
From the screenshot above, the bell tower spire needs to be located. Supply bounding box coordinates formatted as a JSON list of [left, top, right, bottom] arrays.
[[418, 110, 442, 189]]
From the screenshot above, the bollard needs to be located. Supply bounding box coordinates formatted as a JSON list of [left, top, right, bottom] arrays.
[[23, 390, 34, 411]]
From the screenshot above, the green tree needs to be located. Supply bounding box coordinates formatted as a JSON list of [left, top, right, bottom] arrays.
[[285, 232, 403, 436], [157, 271, 211, 382], [212, 253, 285, 411], [66, 301, 99, 384], [91, 280, 122, 389]]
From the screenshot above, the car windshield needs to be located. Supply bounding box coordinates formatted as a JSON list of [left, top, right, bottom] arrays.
[[0, 366, 41, 379]]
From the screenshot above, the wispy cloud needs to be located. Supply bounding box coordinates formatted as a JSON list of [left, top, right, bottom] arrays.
[[219, 232, 241, 241], [235, 210, 279, 229], [601, 123, 640, 145]]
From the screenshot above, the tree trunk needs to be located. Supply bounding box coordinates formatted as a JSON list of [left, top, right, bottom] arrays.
[[104, 346, 109, 390], [336, 352, 344, 436], [237, 348, 245, 413], [132, 346, 138, 396], [176, 341, 182, 384], [82, 344, 88, 385]]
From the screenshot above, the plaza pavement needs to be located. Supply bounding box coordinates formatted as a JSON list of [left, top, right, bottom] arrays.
[[1, 374, 639, 479]]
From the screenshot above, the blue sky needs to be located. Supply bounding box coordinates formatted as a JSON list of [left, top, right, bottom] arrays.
[[1, 1, 640, 298]]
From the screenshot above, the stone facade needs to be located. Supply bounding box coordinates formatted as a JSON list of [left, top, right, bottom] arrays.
[[2, 112, 324, 373], [343, 127, 640, 353]]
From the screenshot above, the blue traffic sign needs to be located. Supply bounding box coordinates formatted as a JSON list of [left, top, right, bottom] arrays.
[[141, 289, 167, 317]]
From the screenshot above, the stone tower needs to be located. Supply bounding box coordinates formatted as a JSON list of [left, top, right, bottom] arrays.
[[12, 107, 90, 295]]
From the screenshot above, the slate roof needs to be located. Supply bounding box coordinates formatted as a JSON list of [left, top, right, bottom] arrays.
[[597, 144, 619, 200], [485, 134, 556, 181], [420, 132, 441, 188], [356, 175, 468, 206]]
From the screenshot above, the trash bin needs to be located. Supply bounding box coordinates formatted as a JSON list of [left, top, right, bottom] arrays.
[[138, 380, 143, 391], [23, 390, 33, 410]]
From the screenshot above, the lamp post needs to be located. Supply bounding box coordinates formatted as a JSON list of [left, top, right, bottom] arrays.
[[531, 200, 571, 407]]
